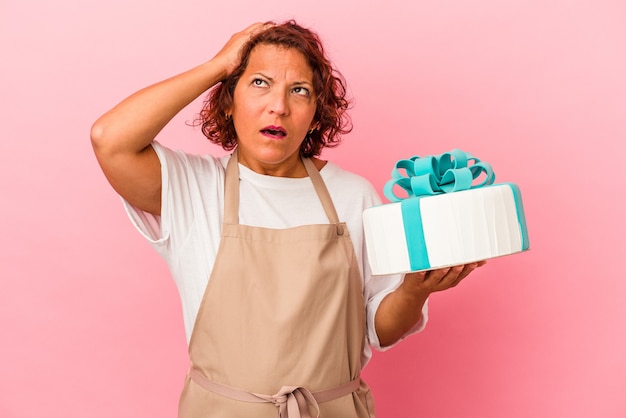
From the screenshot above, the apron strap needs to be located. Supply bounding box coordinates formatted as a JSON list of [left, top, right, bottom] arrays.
[[189, 368, 360, 418], [223, 149, 240, 225], [223, 149, 341, 225], [301, 157, 340, 225]]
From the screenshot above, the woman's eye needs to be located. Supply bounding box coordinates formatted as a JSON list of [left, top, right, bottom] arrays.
[[252, 78, 268, 87], [292, 86, 310, 96]]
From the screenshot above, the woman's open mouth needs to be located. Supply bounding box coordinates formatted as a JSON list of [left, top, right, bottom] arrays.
[[260, 125, 287, 139]]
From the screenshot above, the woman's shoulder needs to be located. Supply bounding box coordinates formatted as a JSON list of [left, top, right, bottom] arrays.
[[321, 161, 380, 203], [321, 161, 374, 186]]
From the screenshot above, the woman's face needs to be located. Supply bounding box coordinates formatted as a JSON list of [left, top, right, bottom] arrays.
[[231, 43, 317, 177]]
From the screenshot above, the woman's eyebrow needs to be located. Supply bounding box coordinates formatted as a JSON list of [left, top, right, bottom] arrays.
[[251, 71, 272, 80], [250, 71, 313, 86]]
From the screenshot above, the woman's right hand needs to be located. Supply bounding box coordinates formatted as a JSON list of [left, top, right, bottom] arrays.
[[212, 22, 275, 79]]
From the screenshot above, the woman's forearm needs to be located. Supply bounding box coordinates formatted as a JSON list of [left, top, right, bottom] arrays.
[[374, 275, 430, 347], [374, 262, 483, 347], [91, 23, 268, 155], [90, 60, 226, 155]]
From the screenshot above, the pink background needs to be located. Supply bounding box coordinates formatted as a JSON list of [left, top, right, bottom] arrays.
[[2, 0, 625, 416]]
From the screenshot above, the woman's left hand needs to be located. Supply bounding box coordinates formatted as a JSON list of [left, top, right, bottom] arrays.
[[402, 261, 487, 294]]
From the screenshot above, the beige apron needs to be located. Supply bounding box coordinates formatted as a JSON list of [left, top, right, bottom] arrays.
[[178, 150, 376, 417]]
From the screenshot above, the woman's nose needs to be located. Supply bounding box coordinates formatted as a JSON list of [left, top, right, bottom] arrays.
[[267, 90, 289, 116]]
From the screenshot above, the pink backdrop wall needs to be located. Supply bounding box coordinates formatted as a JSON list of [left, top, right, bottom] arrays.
[[2, 0, 625, 416]]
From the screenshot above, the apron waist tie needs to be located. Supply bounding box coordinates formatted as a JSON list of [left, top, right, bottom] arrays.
[[189, 367, 361, 418]]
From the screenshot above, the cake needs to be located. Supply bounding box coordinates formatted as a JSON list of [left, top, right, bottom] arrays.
[[363, 150, 529, 275]]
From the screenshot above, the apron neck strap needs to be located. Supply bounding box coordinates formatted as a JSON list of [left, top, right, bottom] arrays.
[[223, 149, 240, 225], [224, 149, 340, 225], [301, 157, 340, 224]]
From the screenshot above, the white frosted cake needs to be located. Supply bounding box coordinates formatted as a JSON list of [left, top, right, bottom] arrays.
[[363, 150, 529, 275]]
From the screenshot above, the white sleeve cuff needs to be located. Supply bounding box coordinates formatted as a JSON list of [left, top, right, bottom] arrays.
[[121, 142, 170, 246]]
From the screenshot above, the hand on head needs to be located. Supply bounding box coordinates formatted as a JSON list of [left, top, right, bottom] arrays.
[[213, 22, 276, 79]]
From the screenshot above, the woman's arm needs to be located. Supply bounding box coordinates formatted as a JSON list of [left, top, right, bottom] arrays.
[[374, 262, 485, 347], [90, 22, 269, 215]]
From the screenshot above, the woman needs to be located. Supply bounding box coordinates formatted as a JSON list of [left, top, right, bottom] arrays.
[[91, 21, 483, 417]]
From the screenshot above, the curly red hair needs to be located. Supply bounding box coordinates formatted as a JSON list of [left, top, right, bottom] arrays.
[[195, 20, 352, 158]]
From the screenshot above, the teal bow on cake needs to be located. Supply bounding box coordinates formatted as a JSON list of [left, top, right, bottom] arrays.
[[383, 149, 496, 202]]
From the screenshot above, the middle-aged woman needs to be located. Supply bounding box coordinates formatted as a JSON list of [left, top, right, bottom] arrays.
[[91, 20, 484, 417]]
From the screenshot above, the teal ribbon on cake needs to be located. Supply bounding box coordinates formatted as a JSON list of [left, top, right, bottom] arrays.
[[382, 149, 497, 271], [383, 149, 496, 202]]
